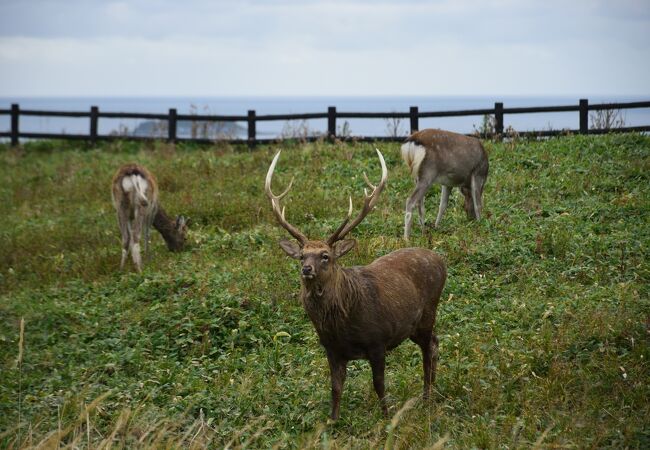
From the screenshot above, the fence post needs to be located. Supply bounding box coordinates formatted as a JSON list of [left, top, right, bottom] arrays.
[[168, 108, 177, 142], [409, 106, 419, 134], [247, 110, 256, 148], [579, 99, 588, 134], [90, 106, 99, 145], [494, 102, 504, 137], [10, 103, 19, 147], [328, 106, 336, 139]]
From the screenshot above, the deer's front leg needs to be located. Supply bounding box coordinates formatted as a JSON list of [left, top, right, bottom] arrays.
[[326, 353, 347, 420]]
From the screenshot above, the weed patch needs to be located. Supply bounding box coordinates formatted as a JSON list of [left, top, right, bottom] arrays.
[[0, 134, 649, 448]]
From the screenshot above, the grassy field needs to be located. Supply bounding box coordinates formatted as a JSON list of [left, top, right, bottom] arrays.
[[0, 134, 649, 448]]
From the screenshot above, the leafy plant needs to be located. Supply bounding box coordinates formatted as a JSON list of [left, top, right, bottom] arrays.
[[0, 134, 649, 448]]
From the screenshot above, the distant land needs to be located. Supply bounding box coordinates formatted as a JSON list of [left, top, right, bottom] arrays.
[[132, 119, 246, 139]]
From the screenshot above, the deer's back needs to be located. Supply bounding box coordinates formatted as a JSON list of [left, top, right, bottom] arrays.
[[364, 247, 446, 308], [402, 129, 488, 186]]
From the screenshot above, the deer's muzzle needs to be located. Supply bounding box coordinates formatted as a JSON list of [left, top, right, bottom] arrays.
[[302, 265, 314, 278]]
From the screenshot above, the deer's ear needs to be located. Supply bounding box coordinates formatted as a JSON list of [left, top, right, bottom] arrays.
[[334, 239, 356, 258], [279, 239, 301, 259]]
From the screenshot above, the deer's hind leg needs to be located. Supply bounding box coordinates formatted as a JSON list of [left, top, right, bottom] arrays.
[[433, 186, 451, 228], [411, 329, 438, 400], [117, 208, 131, 269], [143, 225, 150, 262], [417, 196, 426, 233], [405, 173, 436, 239], [130, 207, 147, 272], [143, 204, 158, 263], [461, 186, 475, 220], [368, 349, 388, 417], [470, 172, 485, 220]]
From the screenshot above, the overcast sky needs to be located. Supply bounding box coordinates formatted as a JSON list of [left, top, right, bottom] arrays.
[[1, 0, 648, 97]]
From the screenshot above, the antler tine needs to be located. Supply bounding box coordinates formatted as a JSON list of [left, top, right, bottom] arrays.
[[327, 148, 388, 244], [275, 177, 294, 201], [362, 172, 376, 191], [265, 151, 291, 200], [265, 151, 308, 244]]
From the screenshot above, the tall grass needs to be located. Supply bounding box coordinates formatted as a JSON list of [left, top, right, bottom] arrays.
[[0, 134, 649, 448]]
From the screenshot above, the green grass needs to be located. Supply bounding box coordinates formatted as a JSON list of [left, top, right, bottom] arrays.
[[0, 134, 649, 448]]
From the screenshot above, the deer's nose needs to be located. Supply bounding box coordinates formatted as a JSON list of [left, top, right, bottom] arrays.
[[302, 265, 313, 276]]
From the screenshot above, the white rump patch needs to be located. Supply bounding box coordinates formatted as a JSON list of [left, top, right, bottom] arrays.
[[121, 174, 147, 193], [122, 174, 149, 204], [400, 142, 426, 180]]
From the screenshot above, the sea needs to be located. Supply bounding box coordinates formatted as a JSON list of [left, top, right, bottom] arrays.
[[1, 96, 648, 139]]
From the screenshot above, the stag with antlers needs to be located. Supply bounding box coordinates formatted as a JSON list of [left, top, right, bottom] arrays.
[[266, 149, 447, 420]]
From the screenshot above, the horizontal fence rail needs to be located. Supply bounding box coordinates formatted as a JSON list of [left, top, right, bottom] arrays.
[[1, 99, 649, 147]]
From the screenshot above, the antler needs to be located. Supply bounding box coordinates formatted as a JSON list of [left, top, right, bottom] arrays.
[[265, 151, 308, 244], [327, 148, 388, 245]]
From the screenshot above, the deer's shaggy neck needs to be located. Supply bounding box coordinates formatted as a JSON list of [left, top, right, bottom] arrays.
[[301, 265, 366, 334], [153, 206, 183, 251]]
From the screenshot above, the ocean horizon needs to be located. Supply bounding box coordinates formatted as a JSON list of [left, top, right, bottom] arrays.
[[2, 95, 649, 139]]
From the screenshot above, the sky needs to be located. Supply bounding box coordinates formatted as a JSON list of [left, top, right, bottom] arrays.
[[0, 0, 649, 97]]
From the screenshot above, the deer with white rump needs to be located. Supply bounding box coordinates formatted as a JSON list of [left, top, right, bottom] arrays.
[[266, 149, 447, 420], [402, 129, 489, 239], [111, 164, 188, 272]]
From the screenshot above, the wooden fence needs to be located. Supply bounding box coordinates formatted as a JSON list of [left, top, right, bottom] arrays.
[[1, 99, 649, 147]]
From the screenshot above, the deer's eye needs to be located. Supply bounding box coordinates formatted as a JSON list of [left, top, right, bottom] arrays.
[[299, 254, 304, 261], [321, 254, 329, 262]]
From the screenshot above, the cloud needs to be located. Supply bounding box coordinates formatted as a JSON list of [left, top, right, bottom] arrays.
[[0, 0, 648, 96]]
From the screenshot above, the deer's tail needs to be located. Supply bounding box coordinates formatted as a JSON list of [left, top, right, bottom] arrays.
[[400, 141, 426, 180], [132, 175, 149, 207], [122, 174, 150, 207]]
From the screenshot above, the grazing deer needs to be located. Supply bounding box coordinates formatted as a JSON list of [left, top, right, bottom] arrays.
[[111, 164, 188, 272], [266, 149, 447, 420], [402, 129, 489, 239]]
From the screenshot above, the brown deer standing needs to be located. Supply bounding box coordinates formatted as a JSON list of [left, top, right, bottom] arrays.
[[402, 129, 489, 239], [266, 149, 447, 420], [111, 164, 188, 272]]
